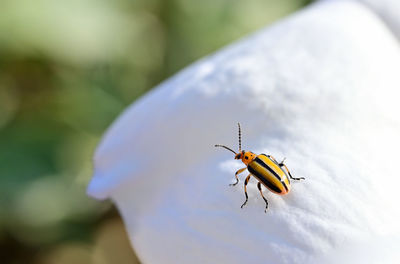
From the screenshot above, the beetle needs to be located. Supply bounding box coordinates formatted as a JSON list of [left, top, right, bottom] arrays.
[[215, 123, 305, 212]]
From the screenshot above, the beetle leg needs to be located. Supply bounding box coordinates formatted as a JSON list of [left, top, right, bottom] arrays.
[[257, 182, 269, 213], [240, 174, 251, 209], [279, 163, 305, 181], [230, 167, 247, 186]]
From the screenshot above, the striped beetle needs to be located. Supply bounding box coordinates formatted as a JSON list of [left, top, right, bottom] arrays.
[[215, 123, 305, 212]]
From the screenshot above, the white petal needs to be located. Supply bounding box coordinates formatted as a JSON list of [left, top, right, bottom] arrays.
[[88, 1, 400, 263]]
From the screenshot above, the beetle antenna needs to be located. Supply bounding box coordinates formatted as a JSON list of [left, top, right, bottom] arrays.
[[215, 144, 237, 155], [238, 122, 242, 152]]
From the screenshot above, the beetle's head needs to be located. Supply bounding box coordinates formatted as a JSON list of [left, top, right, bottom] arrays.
[[234, 151, 243, 160], [237, 151, 256, 165]]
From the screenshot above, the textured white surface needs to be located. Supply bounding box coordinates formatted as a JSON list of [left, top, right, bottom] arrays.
[[344, 0, 400, 39], [88, 0, 400, 263]]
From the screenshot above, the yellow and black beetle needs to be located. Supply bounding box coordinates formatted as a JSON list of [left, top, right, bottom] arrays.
[[215, 123, 305, 212]]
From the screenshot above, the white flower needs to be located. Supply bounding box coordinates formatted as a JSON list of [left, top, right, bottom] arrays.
[[88, 0, 400, 263]]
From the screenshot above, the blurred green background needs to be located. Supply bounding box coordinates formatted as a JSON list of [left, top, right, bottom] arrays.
[[0, 0, 312, 263]]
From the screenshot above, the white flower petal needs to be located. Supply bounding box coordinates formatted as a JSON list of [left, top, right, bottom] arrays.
[[88, 1, 400, 263]]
